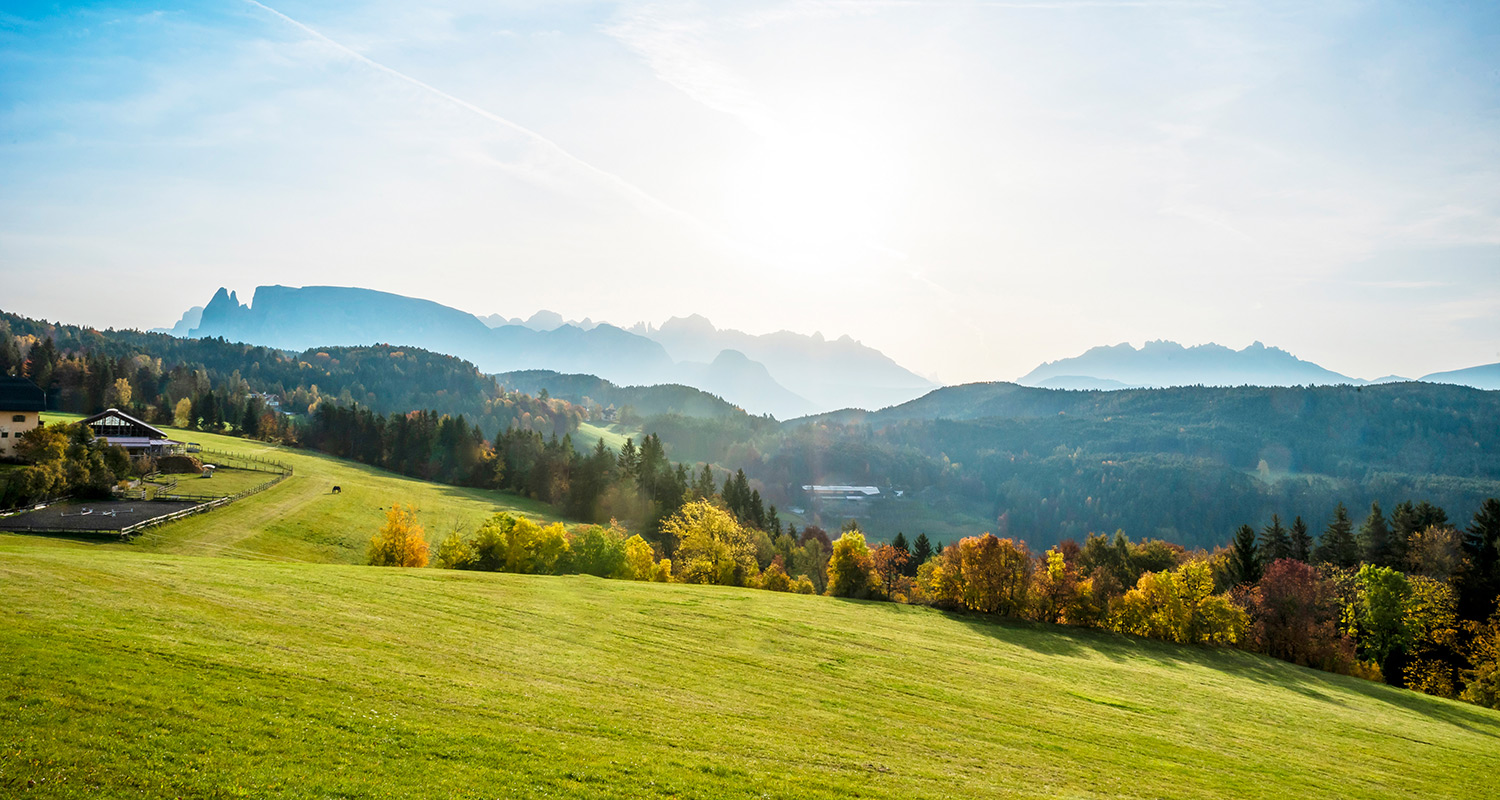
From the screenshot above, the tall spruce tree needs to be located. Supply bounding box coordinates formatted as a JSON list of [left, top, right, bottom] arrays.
[[1230, 524, 1261, 585], [1260, 514, 1292, 565], [1289, 516, 1313, 563], [911, 533, 933, 574], [1461, 498, 1500, 620], [1316, 503, 1359, 568], [1358, 501, 1397, 568]]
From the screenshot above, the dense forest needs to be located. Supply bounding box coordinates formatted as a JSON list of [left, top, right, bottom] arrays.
[[621, 381, 1500, 549], [495, 369, 745, 420]]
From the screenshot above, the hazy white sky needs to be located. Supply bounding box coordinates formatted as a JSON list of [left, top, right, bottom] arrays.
[[2, 0, 1497, 382]]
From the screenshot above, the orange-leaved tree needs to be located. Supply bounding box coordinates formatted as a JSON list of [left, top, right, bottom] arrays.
[[368, 503, 429, 567]]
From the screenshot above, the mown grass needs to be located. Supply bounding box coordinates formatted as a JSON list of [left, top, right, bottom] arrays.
[[575, 421, 640, 453], [1, 414, 565, 563], [2, 545, 1497, 799], [146, 466, 277, 498]]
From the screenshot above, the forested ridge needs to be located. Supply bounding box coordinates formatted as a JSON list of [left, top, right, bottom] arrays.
[[0, 310, 583, 441], [645, 382, 1500, 549]]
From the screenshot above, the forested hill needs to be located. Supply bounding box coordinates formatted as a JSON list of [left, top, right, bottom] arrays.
[[704, 381, 1500, 549], [496, 369, 744, 419], [0, 310, 581, 440]]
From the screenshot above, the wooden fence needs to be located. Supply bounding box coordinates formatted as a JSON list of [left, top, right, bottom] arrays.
[[1, 450, 295, 538]]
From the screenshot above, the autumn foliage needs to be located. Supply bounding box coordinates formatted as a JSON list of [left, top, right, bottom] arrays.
[[367, 504, 429, 568], [1240, 559, 1354, 672]]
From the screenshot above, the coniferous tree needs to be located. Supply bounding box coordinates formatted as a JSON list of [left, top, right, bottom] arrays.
[[1389, 501, 1448, 566], [911, 533, 933, 574], [1260, 514, 1292, 565], [691, 464, 716, 501], [1289, 516, 1313, 563], [1461, 498, 1500, 620], [616, 437, 639, 479], [1230, 524, 1261, 585], [1316, 503, 1359, 568], [1358, 501, 1397, 568]]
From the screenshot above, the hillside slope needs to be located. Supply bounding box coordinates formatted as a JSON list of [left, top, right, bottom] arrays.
[[2, 547, 1496, 798], [3, 414, 564, 563]]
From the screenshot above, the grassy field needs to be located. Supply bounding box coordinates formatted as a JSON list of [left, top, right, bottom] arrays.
[[2, 545, 1497, 799], [1, 414, 565, 563], [575, 421, 640, 453]]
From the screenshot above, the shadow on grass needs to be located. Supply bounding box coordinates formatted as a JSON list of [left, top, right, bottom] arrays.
[[946, 609, 1500, 736]]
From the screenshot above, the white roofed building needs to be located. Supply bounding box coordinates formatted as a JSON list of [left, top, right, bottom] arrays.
[[79, 408, 182, 457]]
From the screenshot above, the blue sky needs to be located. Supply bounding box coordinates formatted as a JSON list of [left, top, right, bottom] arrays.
[[2, 0, 1497, 382]]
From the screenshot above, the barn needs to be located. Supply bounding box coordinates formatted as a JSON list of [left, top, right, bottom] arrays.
[[79, 408, 183, 457]]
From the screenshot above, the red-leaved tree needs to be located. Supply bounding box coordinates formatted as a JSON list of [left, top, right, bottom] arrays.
[[1243, 558, 1354, 672]]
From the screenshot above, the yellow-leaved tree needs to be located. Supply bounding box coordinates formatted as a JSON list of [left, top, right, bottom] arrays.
[[826, 531, 877, 598], [1110, 560, 1245, 645], [368, 504, 429, 567], [664, 500, 756, 586], [173, 397, 193, 428]]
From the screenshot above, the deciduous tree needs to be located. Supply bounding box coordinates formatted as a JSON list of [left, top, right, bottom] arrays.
[[367, 503, 429, 568], [666, 500, 756, 586]]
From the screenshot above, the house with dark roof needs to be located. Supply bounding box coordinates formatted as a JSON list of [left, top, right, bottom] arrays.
[[0, 376, 45, 458], [79, 408, 182, 457]]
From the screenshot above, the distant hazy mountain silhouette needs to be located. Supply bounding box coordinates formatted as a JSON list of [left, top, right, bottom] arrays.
[[174, 285, 920, 418], [1017, 340, 1362, 389], [633, 314, 935, 412], [1422, 362, 1500, 391], [151, 305, 203, 337], [479, 310, 600, 332]]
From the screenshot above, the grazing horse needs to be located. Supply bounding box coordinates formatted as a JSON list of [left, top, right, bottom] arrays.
[[331, 485, 342, 494]]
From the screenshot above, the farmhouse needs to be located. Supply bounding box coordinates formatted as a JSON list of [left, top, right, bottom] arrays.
[[801, 484, 882, 501], [80, 408, 183, 457], [0, 376, 45, 458]]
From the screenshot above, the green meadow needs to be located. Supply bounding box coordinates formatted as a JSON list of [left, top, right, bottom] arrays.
[[2, 545, 1497, 799], [6, 414, 564, 563], [4, 415, 1497, 798]]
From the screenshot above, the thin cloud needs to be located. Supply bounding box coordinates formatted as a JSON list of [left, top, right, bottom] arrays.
[[242, 0, 693, 223], [605, 4, 780, 137]]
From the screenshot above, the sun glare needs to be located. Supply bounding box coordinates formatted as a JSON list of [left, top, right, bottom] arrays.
[[723, 120, 902, 269]]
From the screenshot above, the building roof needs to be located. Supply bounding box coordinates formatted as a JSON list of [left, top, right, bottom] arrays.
[[802, 485, 881, 495], [80, 408, 169, 440], [0, 376, 45, 412]]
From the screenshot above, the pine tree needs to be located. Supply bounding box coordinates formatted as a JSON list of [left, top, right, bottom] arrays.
[[1316, 503, 1359, 568], [1230, 524, 1261, 585], [911, 533, 933, 574], [1358, 501, 1397, 568], [1461, 498, 1500, 620], [1289, 516, 1313, 563], [691, 464, 716, 501], [766, 505, 781, 538], [616, 437, 639, 478], [1260, 514, 1292, 565]]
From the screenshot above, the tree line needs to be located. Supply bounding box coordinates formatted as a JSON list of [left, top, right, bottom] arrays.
[[0, 312, 583, 443]]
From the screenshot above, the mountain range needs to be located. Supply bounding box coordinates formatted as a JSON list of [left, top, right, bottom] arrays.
[[1016, 340, 1385, 389], [1015, 339, 1498, 392], [166, 285, 934, 419], [157, 287, 1495, 416]]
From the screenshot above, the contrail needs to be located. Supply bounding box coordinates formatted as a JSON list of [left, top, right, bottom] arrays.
[[241, 0, 692, 222]]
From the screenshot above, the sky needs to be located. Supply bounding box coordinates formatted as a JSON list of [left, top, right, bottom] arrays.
[[2, 0, 1497, 384]]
